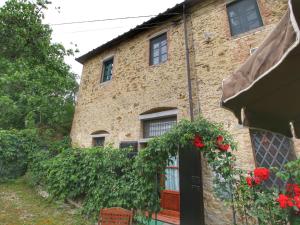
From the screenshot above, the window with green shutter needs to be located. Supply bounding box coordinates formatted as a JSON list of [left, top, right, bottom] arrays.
[[102, 58, 114, 82]]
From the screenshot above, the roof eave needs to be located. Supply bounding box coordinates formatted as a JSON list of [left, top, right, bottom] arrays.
[[75, 2, 185, 64]]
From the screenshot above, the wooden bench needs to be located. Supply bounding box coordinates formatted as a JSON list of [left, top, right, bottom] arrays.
[[98, 207, 133, 225]]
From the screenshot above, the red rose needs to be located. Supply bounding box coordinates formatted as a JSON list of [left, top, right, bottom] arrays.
[[294, 196, 300, 209], [254, 168, 270, 181], [216, 135, 224, 143], [246, 176, 254, 187], [295, 185, 300, 196], [286, 183, 300, 197], [254, 176, 262, 185], [219, 144, 230, 151], [216, 135, 230, 151], [277, 194, 291, 208], [194, 135, 205, 148]]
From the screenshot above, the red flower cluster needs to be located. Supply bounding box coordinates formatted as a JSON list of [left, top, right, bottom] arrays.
[[246, 168, 270, 187], [277, 194, 294, 208], [277, 183, 300, 210], [194, 135, 205, 148], [193, 134, 230, 152], [216, 136, 230, 151], [253, 168, 270, 184]]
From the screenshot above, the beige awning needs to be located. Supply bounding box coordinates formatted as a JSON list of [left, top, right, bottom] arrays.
[[221, 0, 300, 138]]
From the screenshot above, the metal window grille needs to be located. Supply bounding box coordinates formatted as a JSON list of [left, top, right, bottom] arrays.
[[150, 33, 167, 65], [143, 116, 176, 138], [227, 0, 263, 36], [250, 129, 296, 188], [102, 58, 113, 82], [93, 137, 105, 147]]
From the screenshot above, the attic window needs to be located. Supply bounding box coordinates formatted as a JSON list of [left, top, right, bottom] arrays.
[[101, 58, 114, 83], [150, 33, 168, 65]]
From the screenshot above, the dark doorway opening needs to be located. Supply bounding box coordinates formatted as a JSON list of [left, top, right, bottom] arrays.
[[179, 145, 205, 225]]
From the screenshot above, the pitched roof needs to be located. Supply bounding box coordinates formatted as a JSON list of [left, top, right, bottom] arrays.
[[76, 1, 198, 64]]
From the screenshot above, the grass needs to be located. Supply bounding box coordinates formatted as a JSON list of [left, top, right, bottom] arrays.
[[0, 178, 95, 225]]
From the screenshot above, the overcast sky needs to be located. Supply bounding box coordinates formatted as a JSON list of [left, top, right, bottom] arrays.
[[0, 0, 183, 78]]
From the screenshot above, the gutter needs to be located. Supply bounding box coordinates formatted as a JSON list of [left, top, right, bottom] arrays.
[[183, 2, 194, 121]]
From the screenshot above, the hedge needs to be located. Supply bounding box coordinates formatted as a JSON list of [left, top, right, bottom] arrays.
[[0, 129, 39, 181]]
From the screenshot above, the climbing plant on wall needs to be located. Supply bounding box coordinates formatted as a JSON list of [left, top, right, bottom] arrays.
[[4, 117, 298, 224], [133, 117, 238, 213], [135, 117, 299, 224]]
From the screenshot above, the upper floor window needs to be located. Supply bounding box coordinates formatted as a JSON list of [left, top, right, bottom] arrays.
[[227, 0, 263, 36], [102, 58, 114, 83], [150, 33, 167, 65]]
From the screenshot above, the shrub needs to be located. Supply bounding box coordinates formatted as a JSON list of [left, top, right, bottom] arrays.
[[28, 146, 138, 218], [0, 129, 39, 181]]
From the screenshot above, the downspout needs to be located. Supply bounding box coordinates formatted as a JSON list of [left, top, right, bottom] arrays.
[[183, 2, 194, 122], [182, 3, 205, 225]]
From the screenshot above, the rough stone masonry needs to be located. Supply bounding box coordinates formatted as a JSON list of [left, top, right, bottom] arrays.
[[71, 0, 298, 224]]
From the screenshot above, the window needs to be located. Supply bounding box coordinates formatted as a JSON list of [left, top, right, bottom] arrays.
[[93, 137, 105, 147], [250, 129, 296, 188], [165, 156, 180, 192], [150, 33, 167, 65], [102, 58, 113, 82], [143, 116, 177, 138], [227, 0, 263, 36], [120, 141, 138, 158]]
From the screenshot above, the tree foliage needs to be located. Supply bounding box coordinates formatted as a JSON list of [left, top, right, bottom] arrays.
[[0, 0, 78, 134]]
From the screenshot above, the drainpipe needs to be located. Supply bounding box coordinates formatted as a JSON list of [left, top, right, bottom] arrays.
[[183, 2, 194, 122], [183, 4, 206, 225]]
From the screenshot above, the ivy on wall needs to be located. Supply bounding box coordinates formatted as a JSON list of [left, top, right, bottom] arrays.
[[1, 118, 299, 224], [25, 117, 238, 220]]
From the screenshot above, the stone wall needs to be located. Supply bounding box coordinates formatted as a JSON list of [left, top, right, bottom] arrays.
[[71, 0, 295, 224], [188, 0, 290, 224], [71, 16, 191, 147]]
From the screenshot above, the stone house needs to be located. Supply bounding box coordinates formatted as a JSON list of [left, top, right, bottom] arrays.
[[71, 0, 298, 224]]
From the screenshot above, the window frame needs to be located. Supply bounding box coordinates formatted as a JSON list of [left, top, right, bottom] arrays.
[[226, 0, 263, 37], [92, 136, 105, 147], [149, 33, 168, 66], [142, 116, 177, 139], [101, 57, 114, 83]]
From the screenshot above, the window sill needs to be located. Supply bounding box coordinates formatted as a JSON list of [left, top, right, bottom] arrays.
[[139, 138, 152, 143], [149, 60, 168, 68], [231, 25, 266, 40], [99, 80, 112, 87]]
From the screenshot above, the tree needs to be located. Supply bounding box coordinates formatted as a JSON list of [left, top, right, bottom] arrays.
[[0, 0, 78, 135]]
